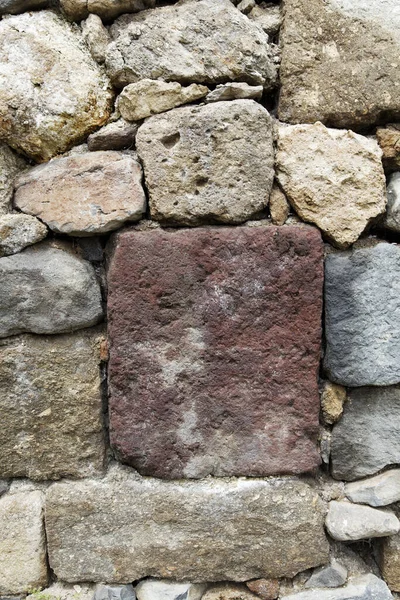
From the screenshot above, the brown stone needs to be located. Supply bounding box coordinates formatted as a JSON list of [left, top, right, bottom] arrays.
[[107, 225, 324, 479], [321, 382, 347, 425], [376, 124, 400, 172], [379, 531, 400, 592], [246, 579, 279, 600]]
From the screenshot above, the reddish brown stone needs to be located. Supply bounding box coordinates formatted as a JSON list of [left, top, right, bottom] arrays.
[[246, 579, 279, 600], [107, 225, 323, 478]]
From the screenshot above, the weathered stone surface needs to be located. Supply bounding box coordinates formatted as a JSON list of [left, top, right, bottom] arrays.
[[81, 14, 110, 64], [279, 0, 400, 129], [280, 574, 393, 600], [95, 585, 135, 600], [0, 0, 48, 14], [326, 501, 400, 541], [248, 4, 282, 37], [379, 532, 400, 592], [203, 585, 258, 600], [108, 225, 323, 478], [0, 242, 103, 338], [383, 173, 400, 233], [0, 491, 47, 594], [87, 119, 138, 151], [0, 145, 26, 215], [305, 559, 347, 589], [60, 0, 155, 21], [246, 580, 279, 600], [377, 124, 400, 172], [60, 0, 88, 20], [105, 0, 277, 89], [205, 83, 263, 103], [136, 100, 274, 225], [0, 481, 8, 497], [0, 214, 47, 257], [276, 123, 386, 248], [237, 0, 255, 14], [118, 80, 208, 122], [0, 330, 105, 480], [45, 465, 329, 582], [14, 151, 146, 236], [28, 583, 95, 600], [346, 470, 400, 507], [325, 243, 400, 386], [269, 185, 290, 226], [0, 11, 113, 162], [331, 386, 400, 481], [136, 580, 206, 600], [321, 382, 347, 425]]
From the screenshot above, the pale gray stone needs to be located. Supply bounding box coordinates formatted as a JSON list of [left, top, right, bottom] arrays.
[[345, 470, 400, 507], [0, 145, 26, 215], [237, 0, 255, 14], [202, 585, 258, 600], [205, 83, 263, 103], [384, 172, 400, 232], [136, 580, 207, 600], [136, 100, 274, 225], [94, 585, 135, 600], [0, 480, 8, 497], [87, 119, 138, 151], [324, 242, 400, 386], [45, 465, 329, 583], [0, 214, 47, 257], [81, 14, 110, 64], [0, 0, 48, 14], [305, 560, 348, 589], [248, 4, 282, 37], [105, 0, 277, 89], [0, 242, 103, 338], [325, 501, 400, 541], [280, 574, 393, 600]]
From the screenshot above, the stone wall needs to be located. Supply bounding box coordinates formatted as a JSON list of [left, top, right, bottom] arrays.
[[1, 1, 400, 600]]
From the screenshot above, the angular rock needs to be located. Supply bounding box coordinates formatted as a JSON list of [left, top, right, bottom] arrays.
[[383, 172, 400, 233], [237, 0, 256, 14], [279, 0, 400, 129], [45, 465, 329, 582], [280, 574, 393, 600], [0, 330, 105, 480], [248, 4, 282, 37], [379, 532, 400, 592], [377, 124, 400, 172], [276, 122, 386, 248], [14, 151, 146, 236], [205, 83, 263, 103], [0, 0, 48, 14], [0, 491, 47, 594], [345, 470, 400, 507], [321, 382, 346, 425], [87, 119, 138, 151], [325, 501, 400, 541], [246, 580, 279, 600], [136, 580, 206, 600], [0, 214, 47, 257], [81, 14, 110, 64], [0, 11, 112, 162], [108, 225, 323, 478], [105, 0, 277, 88], [88, 0, 155, 21], [0, 145, 26, 215], [305, 560, 347, 589], [325, 242, 400, 386], [269, 185, 290, 226], [27, 583, 95, 600], [136, 100, 274, 225], [118, 80, 208, 122], [202, 585, 258, 600], [0, 242, 103, 338], [60, 0, 88, 20], [95, 585, 136, 600]]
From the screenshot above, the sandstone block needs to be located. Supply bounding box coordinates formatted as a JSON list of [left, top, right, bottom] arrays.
[[105, 0, 277, 88], [325, 243, 400, 386], [0, 491, 47, 594], [14, 151, 146, 236], [321, 382, 346, 425], [0, 214, 47, 257], [0, 0, 48, 14], [280, 574, 393, 600], [136, 580, 206, 600], [377, 124, 400, 172], [346, 470, 400, 507], [45, 465, 329, 582], [269, 185, 290, 226], [205, 83, 263, 103], [107, 225, 323, 478], [0, 11, 113, 162], [136, 100, 274, 225], [384, 172, 400, 233], [87, 119, 138, 152], [0, 145, 26, 215], [0, 242, 103, 338], [279, 0, 400, 129], [276, 122, 386, 248], [325, 501, 400, 541], [379, 532, 400, 592]]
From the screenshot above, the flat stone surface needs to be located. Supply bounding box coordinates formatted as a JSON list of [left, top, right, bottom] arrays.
[[280, 574, 393, 600], [205, 83, 263, 103], [0, 491, 47, 594], [45, 465, 329, 582], [377, 124, 400, 172], [276, 123, 386, 248], [379, 531, 400, 592], [332, 386, 400, 481], [136, 580, 206, 600], [108, 225, 323, 478], [0, 330, 105, 480], [279, 0, 400, 129], [0, 145, 26, 215], [0, 0, 48, 14], [105, 0, 277, 88], [136, 100, 274, 225], [14, 151, 146, 236], [0, 241, 103, 338], [324, 242, 400, 386], [384, 172, 400, 232], [0, 214, 47, 257], [305, 560, 347, 589], [326, 501, 400, 541], [0, 11, 112, 162], [346, 470, 400, 507], [87, 119, 138, 152]]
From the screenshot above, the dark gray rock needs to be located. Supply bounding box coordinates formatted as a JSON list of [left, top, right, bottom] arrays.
[[305, 559, 347, 589], [94, 585, 136, 600], [0, 480, 9, 497], [0, 0, 48, 15], [280, 574, 393, 600]]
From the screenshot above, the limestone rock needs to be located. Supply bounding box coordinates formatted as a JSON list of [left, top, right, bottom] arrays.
[[0, 331, 105, 480], [321, 382, 346, 425], [280, 574, 393, 600], [0, 242, 103, 338], [45, 465, 329, 582], [0, 0, 48, 14], [94, 585, 136, 600], [379, 532, 400, 592], [0, 491, 47, 594], [136, 100, 274, 225], [276, 122, 386, 248], [27, 583, 95, 600], [14, 151, 146, 236], [202, 584, 259, 600], [246, 580, 279, 600], [305, 560, 348, 589], [331, 386, 400, 481], [87, 119, 138, 151], [383, 172, 400, 232], [237, 0, 255, 15], [0, 214, 47, 257], [81, 14, 110, 64], [269, 185, 290, 226], [205, 83, 263, 103], [105, 0, 277, 89], [118, 80, 208, 122], [248, 4, 282, 37], [376, 124, 400, 172], [346, 470, 400, 507], [0, 11, 113, 162], [135, 580, 206, 600], [0, 145, 26, 215], [325, 501, 400, 541], [279, 0, 400, 129]]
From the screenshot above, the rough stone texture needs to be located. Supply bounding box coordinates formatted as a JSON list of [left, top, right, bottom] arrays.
[[202, 585, 259, 600], [27, 583, 95, 600], [0, 491, 47, 594], [60, 0, 88, 20], [14, 151, 146, 236], [0, 11, 113, 162], [383, 172, 400, 232], [280, 574, 393, 600], [246, 580, 279, 600], [0, 242, 103, 338], [136, 100, 274, 225], [325, 243, 400, 386], [276, 123, 386, 248], [0, 214, 47, 257], [136, 580, 207, 600], [325, 501, 400, 541], [105, 0, 277, 89], [305, 560, 347, 589], [0, 145, 26, 215], [321, 382, 347, 425], [379, 532, 400, 592], [269, 185, 290, 226], [118, 80, 208, 122], [248, 4, 282, 37], [0, 330, 105, 480], [60, 0, 155, 21], [331, 386, 400, 481], [377, 124, 400, 172], [45, 465, 329, 582], [108, 225, 323, 478], [205, 83, 263, 103], [237, 0, 255, 14], [81, 14, 110, 64], [95, 585, 136, 600], [346, 470, 400, 507], [0, 0, 48, 14], [0, 481, 8, 497], [279, 0, 400, 129], [87, 119, 138, 151]]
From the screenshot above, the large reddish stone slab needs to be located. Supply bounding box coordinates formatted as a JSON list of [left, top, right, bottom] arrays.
[[107, 225, 324, 478]]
